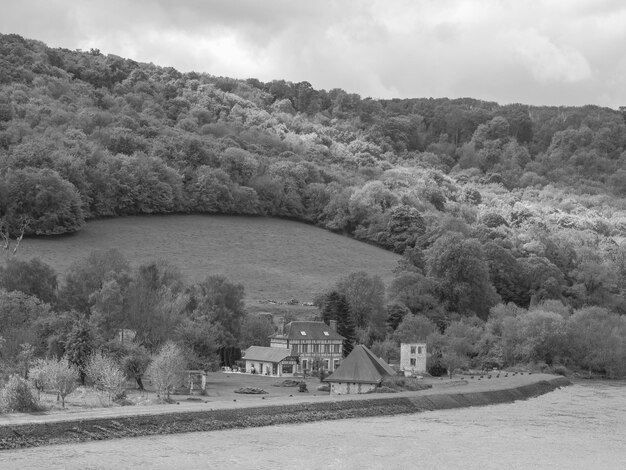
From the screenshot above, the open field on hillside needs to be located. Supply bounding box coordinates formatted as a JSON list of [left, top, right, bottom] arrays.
[[18, 215, 400, 304]]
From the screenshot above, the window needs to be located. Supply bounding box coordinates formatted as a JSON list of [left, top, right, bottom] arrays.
[[333, 359, 340, 370], [300, 331, 307, 336], [301, 344, 308, 353], [410, 346, 416, 354], [418, 346, 423, 354], [313, 344, 319, 353], [323, 331, 329, 336], [302, 359, 308, 370], [324, 359, 330, 370], [410, 358, 416, 366], [333, 344, 340, 353], [324, 344, 330, 353]]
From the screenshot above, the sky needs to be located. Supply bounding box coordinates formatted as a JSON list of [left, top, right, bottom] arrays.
[[1, 0, 625, 108]]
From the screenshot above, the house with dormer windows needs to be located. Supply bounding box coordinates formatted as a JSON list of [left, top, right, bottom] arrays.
[[242, 319, 345, 376], [270, 320, 345, 373]]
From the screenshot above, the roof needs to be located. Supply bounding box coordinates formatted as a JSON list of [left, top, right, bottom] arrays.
[[243, 346, 293, 363], [270, 321, 345, 341], [324, 345, 397, 384]]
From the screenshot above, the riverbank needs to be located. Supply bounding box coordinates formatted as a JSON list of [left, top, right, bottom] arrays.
[[0, 374, 570, 450]]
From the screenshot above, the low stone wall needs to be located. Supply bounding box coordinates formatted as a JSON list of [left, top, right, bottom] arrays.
[[0, 377, 571, 450], [330, 382, 378, 395]]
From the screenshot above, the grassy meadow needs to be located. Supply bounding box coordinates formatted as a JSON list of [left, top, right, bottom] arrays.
[[18, 215, 400, 305]]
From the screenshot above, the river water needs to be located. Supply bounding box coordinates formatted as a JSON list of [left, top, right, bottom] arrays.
[[1, 381, 624, 470]]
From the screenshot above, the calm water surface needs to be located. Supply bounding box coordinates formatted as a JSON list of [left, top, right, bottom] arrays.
[[1, 381, 624, 469]]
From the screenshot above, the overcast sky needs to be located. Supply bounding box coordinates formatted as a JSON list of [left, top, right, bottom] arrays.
[[2, 0, 625, 108]]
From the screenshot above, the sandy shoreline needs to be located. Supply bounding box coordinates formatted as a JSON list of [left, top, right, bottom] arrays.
[[0, 374, 571, 450]]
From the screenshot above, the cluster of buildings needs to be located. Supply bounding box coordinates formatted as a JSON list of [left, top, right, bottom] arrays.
[[242, 319, 426, 395]]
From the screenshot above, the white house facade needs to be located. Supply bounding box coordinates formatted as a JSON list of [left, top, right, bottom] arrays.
[[269, 320, 344, 373], [400, 342, 427, 375]]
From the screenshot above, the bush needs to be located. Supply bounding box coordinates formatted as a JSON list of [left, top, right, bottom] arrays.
[[427, 362, 447, 377], [46, 357, 79, 408], [272, 379, 301, 387], [317, 383, 330, 392], [146, 342, 186, 399], [551, 364, 571, 376], [1, 375, 40, 412], [369, 386, 397, 394], [28, 359, 49, 400], [379, 376, 432, 392], [234, 387, 267, 394], [86, 352, 126, 405]]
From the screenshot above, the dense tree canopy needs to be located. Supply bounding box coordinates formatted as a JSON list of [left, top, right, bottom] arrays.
[[0, 33, 625, 377]]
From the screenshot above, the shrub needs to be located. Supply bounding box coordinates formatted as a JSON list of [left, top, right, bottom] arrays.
[[551, 365, 571, 376], [1, 374, 39, 412], [86, 352, 126, 405], [427, 362, 446, 377], [28, 359, 49, 400], [119, 344, 151, 391], [317, 383, 330, 392], [234, 387, 267, 394], [46, 357, 79, 408], [146, 342, 186, 399], [380, 376, 432, 392], [369, 386, 397, 394]]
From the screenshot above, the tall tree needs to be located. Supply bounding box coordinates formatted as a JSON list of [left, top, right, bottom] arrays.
[[240, 315, 275, 349], [0, 289, 52, 359], [0, 257, 58, 305], [427, 233, 500, 319], [4, 168, 85, 235], [189, 275, 246, 347], [392, 314, 437, 344], [58, 249, 130, 314], [321, 291, 356, 357], [65, 318, 94, 385], [126, 260, 186, 350], [335, 271, 386, 331]]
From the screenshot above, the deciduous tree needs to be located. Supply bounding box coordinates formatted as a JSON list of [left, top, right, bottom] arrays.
[[146, 342, 186, 399], [321, 291, 356, 356], [335, 271, 386, 331], [427, 233, 499, 319], [0, 257, 57, 304], [65, 318, 94, 385]]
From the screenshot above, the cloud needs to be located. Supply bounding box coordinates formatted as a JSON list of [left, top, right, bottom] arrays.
[[0, 0, 625, 107], [511, 30, 592, 83]]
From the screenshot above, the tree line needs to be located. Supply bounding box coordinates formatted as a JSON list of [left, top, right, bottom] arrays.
[[1, 248, 625, 384], [0, 33, 625, 378], [0, 34, 624, 320]]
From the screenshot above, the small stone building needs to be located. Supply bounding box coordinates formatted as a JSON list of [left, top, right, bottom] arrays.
[[324, 345, 397, 395], [242, 346, 298, 376], [400, 342, 427, 375]]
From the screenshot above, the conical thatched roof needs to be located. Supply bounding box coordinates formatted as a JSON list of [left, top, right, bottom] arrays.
[[324, 345, 396, 384]]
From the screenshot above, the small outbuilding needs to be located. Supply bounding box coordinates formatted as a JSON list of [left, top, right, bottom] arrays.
[[400, 342, 427, 376], [242, 346, 298, 376], [324, 345, 397, 395]]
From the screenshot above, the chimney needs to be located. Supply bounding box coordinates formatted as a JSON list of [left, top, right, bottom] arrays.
[[279, 317, 285, 335], [329, 320, 337, 332]]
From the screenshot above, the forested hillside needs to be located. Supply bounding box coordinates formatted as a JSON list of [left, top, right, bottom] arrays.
[[1, 33, 626, 377]]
